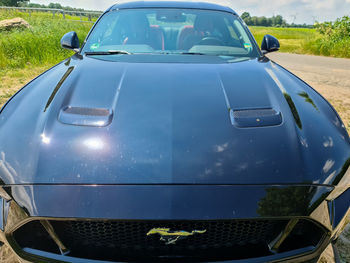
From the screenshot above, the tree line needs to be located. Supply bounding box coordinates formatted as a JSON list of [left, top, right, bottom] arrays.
[[241, 12, 312, 28], [0, 0, 89, 12], [0, 0, 28, 6], [19, 2, 88, 12]]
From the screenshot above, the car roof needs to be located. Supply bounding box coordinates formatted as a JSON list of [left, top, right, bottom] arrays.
[[109, 1, 237, 15]]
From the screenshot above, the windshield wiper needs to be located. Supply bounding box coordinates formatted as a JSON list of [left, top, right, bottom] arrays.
[[85, 50, 132, 56], [179, 52, 206, 55]]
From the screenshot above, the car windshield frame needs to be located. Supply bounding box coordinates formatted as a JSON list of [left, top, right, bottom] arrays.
[[81, 8, 261, 59]]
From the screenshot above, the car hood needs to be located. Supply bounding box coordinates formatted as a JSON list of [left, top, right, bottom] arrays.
[[0, 55, 349, 185]]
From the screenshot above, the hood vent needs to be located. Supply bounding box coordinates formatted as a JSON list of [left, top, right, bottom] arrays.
[[230, 108, 282, 128], [58, 106, 113, 127]]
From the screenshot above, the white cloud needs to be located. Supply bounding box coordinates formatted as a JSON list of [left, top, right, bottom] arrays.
[[31, 0, 350, 24]]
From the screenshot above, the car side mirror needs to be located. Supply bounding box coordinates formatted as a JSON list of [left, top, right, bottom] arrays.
[[261, 34, 280, 54], [61, 31, 80, 52]]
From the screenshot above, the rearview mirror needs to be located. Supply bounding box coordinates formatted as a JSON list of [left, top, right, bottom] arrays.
[[61, 31, 80, 52], [261, 34, 280, 54]]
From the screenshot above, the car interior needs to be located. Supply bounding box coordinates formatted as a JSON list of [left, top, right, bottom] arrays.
[[86, 9, 254, 56]]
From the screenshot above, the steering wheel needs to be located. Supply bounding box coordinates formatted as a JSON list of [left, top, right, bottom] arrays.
[[197, 37, 224, 46]]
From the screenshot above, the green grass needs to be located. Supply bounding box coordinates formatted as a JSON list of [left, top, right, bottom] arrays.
[[251, 25, 350, 58], [0, 9, 93, 71], [250, 26, 319, 54], [303, 37, 350, 58]]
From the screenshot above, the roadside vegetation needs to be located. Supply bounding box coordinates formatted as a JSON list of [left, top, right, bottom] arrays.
[[252, 16, 350, 58], [251, 26, 318, 53], [241, 12, 312, 28], [0, 9, 92, 69], [305, 16, 350, 58]]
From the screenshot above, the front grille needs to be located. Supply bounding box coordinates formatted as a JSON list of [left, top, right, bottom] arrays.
[[54, 220, 282, 248], [13, 219, 325, 262]]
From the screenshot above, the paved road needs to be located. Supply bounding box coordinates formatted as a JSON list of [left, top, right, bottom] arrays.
[[267, 52, 350, 89]]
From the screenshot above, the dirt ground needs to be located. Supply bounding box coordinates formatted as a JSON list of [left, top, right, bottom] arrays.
[[0, 53, 350, 262]]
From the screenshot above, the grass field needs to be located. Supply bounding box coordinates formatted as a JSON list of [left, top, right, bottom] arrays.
[[251, 26, 319, 54], [0, 9, 92, 70]]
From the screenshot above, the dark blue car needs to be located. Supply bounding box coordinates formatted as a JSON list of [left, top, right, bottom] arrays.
[[0, 1, 349, 262]]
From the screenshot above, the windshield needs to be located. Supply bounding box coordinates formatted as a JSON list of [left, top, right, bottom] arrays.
[[82, 8, 259, 58]]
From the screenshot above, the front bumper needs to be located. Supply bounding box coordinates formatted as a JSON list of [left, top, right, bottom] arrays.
[[0, 184, 349, 263]]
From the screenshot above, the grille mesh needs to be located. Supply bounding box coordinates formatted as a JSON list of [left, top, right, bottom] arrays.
[[233, 108, 278, 118], [64, 107, 110, 116], [52, 219, 283, 249], [13, 219, 325, 262], [49, 219, 287, 261]]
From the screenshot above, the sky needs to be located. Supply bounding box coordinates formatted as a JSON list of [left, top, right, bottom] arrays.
[[31, 0, 350, 24]]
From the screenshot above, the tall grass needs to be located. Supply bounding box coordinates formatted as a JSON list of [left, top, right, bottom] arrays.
[[0, 10, 92, 70], [303, 16, 350, 57], [250, 26, 318, 54], [303, 38, 350, 57]]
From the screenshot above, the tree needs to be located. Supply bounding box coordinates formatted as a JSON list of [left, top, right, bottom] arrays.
[[258, 16, 268, 26], [48, 3, 63, 9], [272, 15, 284, 26], [241, 11, 311, 28], [241, 12, 251, 21], [0, 0, 29, 6]]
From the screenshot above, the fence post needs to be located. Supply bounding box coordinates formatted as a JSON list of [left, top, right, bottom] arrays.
[[62, 10, 65, 19], [88, 14, 92, 21]]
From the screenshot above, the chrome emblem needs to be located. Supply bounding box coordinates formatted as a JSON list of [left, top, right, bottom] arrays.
[[147, 228, 207, 245]]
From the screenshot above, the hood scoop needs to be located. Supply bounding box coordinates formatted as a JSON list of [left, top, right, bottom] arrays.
[[230, 108, 282, 128], [58, 106, 113, 127]]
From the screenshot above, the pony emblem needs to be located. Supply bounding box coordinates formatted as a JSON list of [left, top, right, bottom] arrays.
[[147, 228, 207, 245]]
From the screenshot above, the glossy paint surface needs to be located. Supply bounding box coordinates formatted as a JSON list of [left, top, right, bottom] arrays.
[[0, 2, 349, 263], [2, 185, 334, 220], [0, 54, 349, 185]]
